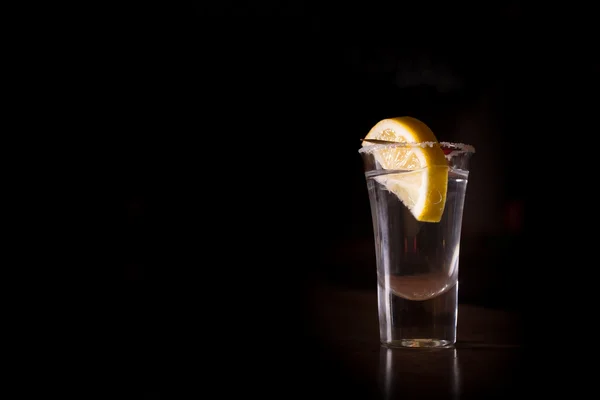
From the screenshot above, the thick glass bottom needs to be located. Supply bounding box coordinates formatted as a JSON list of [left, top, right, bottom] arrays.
[[382, 339, 454, 349]]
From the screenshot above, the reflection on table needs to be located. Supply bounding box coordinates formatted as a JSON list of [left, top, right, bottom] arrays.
[[305, 282, 525, 399]]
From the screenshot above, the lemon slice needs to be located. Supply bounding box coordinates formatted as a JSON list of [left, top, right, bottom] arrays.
[[362, 117, 448, 223]]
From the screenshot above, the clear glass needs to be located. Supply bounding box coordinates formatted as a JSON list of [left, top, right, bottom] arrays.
[[359, 142, 475, 348]]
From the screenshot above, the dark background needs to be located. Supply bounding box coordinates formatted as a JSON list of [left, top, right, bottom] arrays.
[[101, 1, 599, 398]]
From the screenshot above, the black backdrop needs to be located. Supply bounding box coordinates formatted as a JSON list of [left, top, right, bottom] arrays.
[[92, 1, 600, 397]]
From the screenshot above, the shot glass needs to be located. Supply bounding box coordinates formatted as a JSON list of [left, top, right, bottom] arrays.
[[359, 141, 475, 348]]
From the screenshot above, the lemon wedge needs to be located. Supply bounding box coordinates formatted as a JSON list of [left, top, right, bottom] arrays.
[[362, 117, 448, 223]]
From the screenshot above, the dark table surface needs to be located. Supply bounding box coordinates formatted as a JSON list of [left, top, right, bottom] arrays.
[[298, 282, 526, 399], [114, 280, 529, 399], [113, 264, 600, 399]]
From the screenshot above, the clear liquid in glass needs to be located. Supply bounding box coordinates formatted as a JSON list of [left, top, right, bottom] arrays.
[[366, 169, 468, 348]]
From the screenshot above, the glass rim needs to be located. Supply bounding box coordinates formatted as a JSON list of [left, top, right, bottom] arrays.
[[358, 141, 476, 154]]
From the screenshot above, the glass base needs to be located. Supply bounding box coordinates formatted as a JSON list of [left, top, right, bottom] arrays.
[[382, 339, 454, 349]]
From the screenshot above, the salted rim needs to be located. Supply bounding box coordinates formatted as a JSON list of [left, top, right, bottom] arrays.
[[358, 141, 476, 154]]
